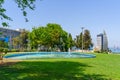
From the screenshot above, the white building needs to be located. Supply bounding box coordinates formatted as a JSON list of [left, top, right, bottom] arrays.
[[97, 31, 108, 51]]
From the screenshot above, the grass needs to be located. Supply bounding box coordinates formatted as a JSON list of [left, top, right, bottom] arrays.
[[0, 53, 120, 80]]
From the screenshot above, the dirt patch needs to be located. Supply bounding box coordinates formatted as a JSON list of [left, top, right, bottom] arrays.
[[0, 58, 22, 66]]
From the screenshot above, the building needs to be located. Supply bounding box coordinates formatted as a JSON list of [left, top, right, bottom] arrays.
[[0, 27, 21, 49], [97, 31, 108, 51]]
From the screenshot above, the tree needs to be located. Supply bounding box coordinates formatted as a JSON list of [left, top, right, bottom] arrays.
[[29, 23, 69, 51], [0, 40, 8, 48], [13, 36, 20, 49], [83, 29, 93, 50], [75, 29, 93, 50], [75, 35, 79, 48], [0, 0, 36, 26], [75, 32, 82, 49], [0, 29, 8, 61], [29, 26, 48, 49], [19, 29, 29, 50], [0, 41, 8, 61], [68, 33, 74, 49], [0, 47, 8, 61], [12, 29, 29, 50]]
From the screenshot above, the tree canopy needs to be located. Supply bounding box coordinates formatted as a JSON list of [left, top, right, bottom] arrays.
[[29, 23, 73, 51], [83, 29, 93, 49]]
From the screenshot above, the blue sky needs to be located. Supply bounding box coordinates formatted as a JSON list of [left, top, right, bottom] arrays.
[[1, 0, 120, 47]]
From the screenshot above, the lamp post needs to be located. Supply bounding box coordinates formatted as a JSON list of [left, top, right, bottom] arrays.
[[81, 27, 84, 52]]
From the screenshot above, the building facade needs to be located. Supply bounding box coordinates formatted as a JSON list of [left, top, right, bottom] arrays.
[[97, 31, 108, 51], [0, 27, 21, 49]]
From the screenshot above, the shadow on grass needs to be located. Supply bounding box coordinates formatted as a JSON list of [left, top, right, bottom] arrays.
[[0, 61, 109, 80]]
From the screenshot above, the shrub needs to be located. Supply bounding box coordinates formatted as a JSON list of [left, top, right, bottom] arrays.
[[10, 49, 20, 52], [0, 48, 8, 60], [31, 49, 37, 52], [3, 48, 8, 54], [23, 49, 28, 52], [0, 47, 4, 52]]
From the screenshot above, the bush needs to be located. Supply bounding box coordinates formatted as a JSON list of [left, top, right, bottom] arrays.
[[0, 47, 8, 53], [23, 49, 28, 52], [31, 49, 37, 52], [0, 47, 4, 52], [3, 48, 8, 54], [0, 48, 8, 60], [10, 49, 20, 52], [94, 50, 101, 53], [101, 50, 108, 54]]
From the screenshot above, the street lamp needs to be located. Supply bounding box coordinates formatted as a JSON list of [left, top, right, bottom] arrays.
[[81, 27, 84, 52]]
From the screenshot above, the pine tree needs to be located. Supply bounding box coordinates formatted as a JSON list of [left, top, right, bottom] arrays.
[[83, 29, 93, 50]]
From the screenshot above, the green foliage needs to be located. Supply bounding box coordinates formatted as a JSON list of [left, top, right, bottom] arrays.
[[68, 33, 74, 48], [19, 29, 29, 49], [12, 29, 29, 51], [2, 22, 9, 27], [0, 47, 8, 60], [0, 41, 8, 48], [75, 32, 82, 48], [29, 23, 70, 51], [31, 48, 37, 52], [3, 48, 8, 54], [14, 0, 36, 22], [0, 0, 36, 26], [83, 29, 93, 50], [10, 49, 20, 52], [0, 47, 4, 52], [15, 0, 36, 10], [12, 37, 20, 49], [75, 29, 93, 50]]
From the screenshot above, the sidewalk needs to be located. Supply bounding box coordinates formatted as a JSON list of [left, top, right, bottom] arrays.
[[72, 50, 93, 53]]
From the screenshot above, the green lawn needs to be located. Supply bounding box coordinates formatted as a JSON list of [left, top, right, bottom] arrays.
[[0, 53, 120, 80]]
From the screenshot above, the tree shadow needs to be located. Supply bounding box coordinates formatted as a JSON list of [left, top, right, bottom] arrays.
[[0, 61, 109, 80]]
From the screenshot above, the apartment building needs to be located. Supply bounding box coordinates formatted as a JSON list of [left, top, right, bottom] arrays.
[[0, 27, 21, 49], [97, 31, 108, 51]]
